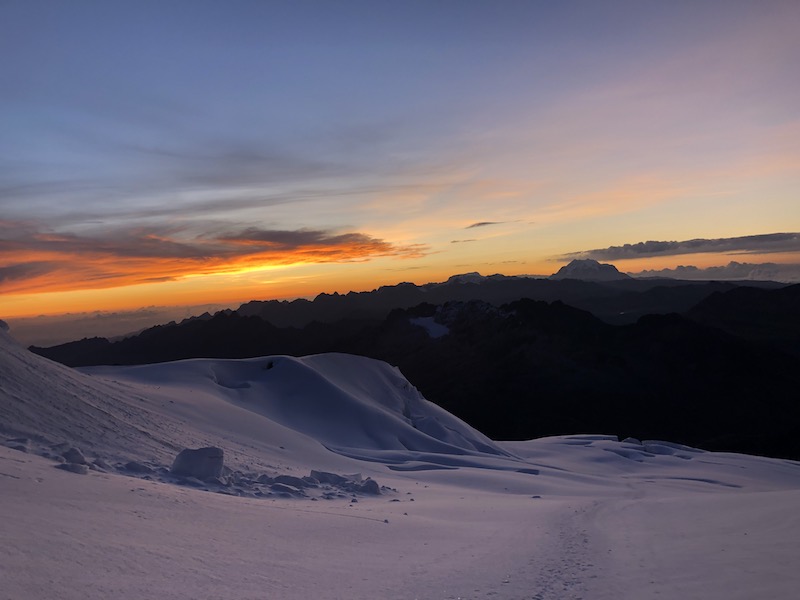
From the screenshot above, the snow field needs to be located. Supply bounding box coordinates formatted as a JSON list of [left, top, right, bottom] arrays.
[[2, 328, 800, 599]]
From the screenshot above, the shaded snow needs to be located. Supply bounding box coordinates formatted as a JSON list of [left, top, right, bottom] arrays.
[[409, 316, 450, 338]]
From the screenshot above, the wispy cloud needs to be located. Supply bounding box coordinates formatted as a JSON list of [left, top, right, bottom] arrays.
[[465, 221, 504, 229], [0, 221, 429, 295], [559, 233, 800, 261], [216, 227, 428, 261]]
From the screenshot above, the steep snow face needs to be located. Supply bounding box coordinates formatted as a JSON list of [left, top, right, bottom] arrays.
[[0, 329, 187, 462], [550, 259, 631, 281]]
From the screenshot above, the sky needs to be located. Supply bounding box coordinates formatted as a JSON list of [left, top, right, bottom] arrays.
[[2, 0, 800, 324]]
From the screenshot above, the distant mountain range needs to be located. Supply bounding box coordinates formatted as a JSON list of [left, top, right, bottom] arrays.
[[231, 263, 781, 327], [30, 263, 800, 459]]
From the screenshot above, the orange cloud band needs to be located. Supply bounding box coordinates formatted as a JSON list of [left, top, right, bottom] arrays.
[[0, 223, 428, 296]]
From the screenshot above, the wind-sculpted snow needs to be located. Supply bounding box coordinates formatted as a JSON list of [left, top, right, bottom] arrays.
[[84, 352, 509, 460], [1, 328, 508, 472]]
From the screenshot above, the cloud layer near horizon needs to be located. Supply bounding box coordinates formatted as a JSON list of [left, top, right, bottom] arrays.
[[560, 233, 800, 262], [630, 261, 800, 283], [0, 220, 427, 294]]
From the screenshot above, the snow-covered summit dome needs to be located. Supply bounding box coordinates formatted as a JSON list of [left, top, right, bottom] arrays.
[[550, 259, 631, 281]]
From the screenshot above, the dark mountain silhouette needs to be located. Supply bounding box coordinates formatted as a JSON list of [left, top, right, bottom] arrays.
[[33, 273, 769, 366], [234, 273, 778, 327], [31, 278, 800, 460], [335, 300, 800, 459], [686, 283, 800, 357]]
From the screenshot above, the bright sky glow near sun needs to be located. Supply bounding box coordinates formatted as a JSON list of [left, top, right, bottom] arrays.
[[2, 0, 799, 322]]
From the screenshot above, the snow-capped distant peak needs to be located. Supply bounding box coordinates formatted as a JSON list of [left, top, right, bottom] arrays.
[[550, 259, 631, 281], [445, 272, 486, 284]]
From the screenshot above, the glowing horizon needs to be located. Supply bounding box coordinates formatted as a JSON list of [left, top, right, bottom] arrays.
[[4, 245, 800, 321]]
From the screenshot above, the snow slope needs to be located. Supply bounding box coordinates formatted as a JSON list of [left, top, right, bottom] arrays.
[[2, 328, 800, 599]]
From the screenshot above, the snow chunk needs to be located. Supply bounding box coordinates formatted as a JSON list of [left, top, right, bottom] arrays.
[[171, 447, 224, 481], [62, 447, 87, 465], [56, 462, 88, 475]]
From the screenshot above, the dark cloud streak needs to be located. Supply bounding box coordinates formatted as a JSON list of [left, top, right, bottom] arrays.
[[0, 220, 429, 294], [466, 221, 503, 229], [0, 262, 58, 284], [218, 227, 428, 259], [560, 233, 800, 261]]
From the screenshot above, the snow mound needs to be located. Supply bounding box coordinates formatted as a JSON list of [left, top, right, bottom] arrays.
[[86, 353, 508, 460], [1, 328, 507, 476]]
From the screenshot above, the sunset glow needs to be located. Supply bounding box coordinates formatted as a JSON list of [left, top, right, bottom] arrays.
[[1, 1, 799, 328]]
